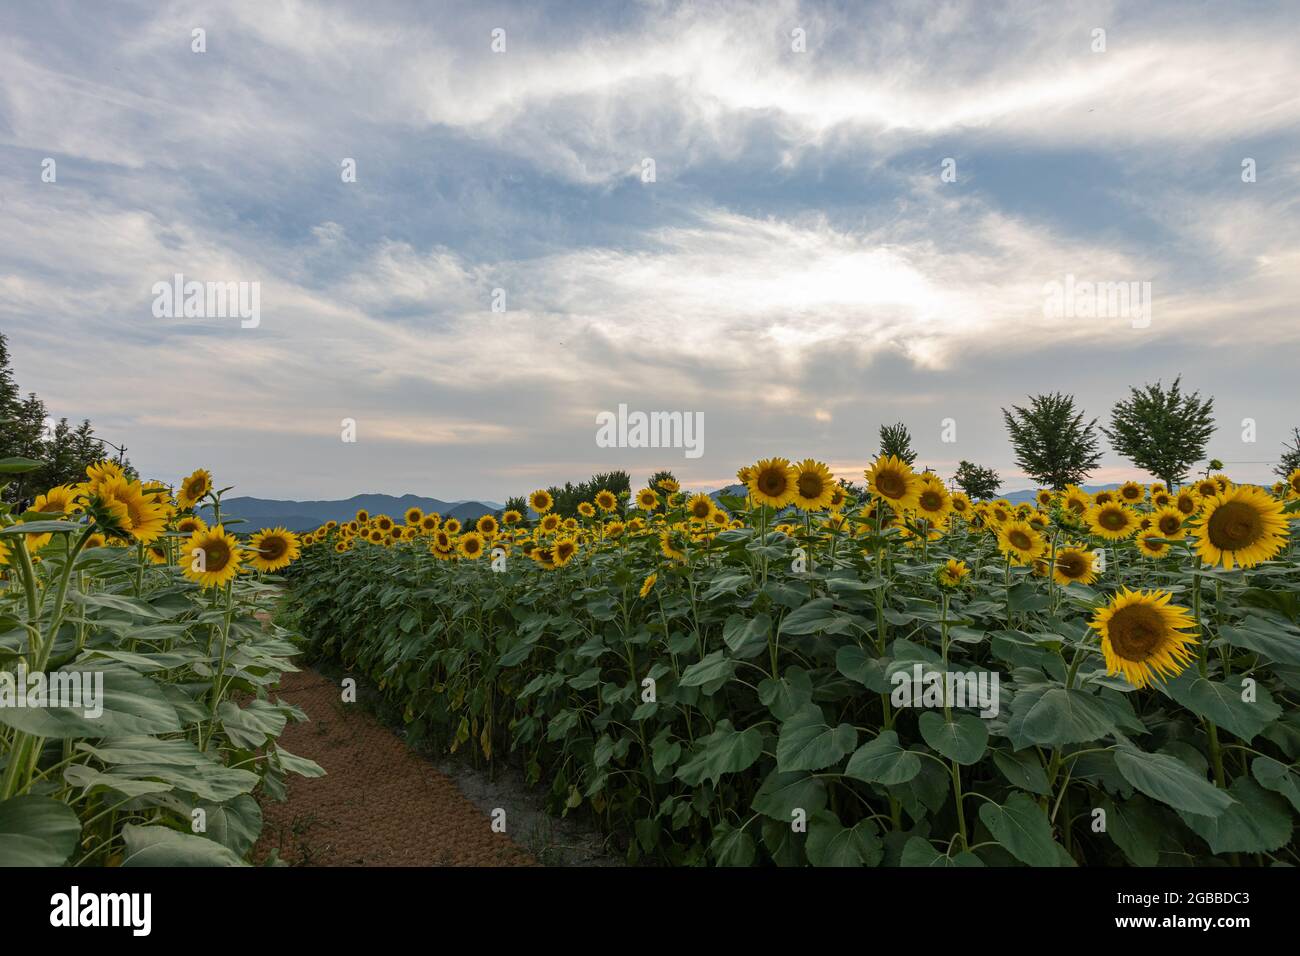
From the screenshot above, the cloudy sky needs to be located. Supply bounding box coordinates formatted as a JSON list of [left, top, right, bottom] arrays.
[[2, 0, 1298, 501]]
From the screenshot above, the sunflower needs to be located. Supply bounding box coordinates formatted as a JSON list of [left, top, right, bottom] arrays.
[[686, 493, 715, 522], [539, 514, 561, 534], [405, 507, 423, 526], [1086, 502, 1138, 541], [1093, 490, 1117, 506], [529, 490, 554, 514], [146, 544, 168, 565], [1052, 545, 1097, 586], [531, 545, 557, 570], [1288, 468, 1300, 497], [433, 530, 452, 551], [502, 509, 522, 526], [710, 509, 729, 529], [1194, 485, 1289, 569], [1194, 478, 1220, 499], [553, 536, 578, 566], [594, 490, 618, 512], [1136, 534, 1171, 558], [659, 527, 688, 562], [420, 514, 440, 533], [748, 458, 798, 509], [457, 532, 486, 560], [639, 572, 657, 598], [635, 488, 660, 511], [937, 559, 969, 588], [34, 484, 84, 516], [101, 477, 169, 544], [176, 468, 213, 509], [656, 477, 680, 494], [1090, 588, 1198, 689], [248, 527, 301, 572], [577, 501, 596, 518], [335, 541, 351, 553], [988, 501, 1014, 526], [562, 517, 578, 531], [369, 529, 385, 543], [1062, 486, 1091, 516], [604, 520, 626, 540], [949, 492, 972, 517], [864, 455, 919, 511], [182, 525, 243, 589], [85, 533, 107, 549], [791, 459, 836, 511], [374, 515, 394, 533], [443, 518, 461, 535], [997, 519, 1046, 566], [1118, 481, 1146, 504], [1151, 489, 1173, 509], [1150, 506, 1186, 541], [913, 479, 953, 526], [1174, 489, 1200, 517], [476, 514, 499, 536], [355, 509, 370, 523], [85, 460, 125, 494], [1035, 489, 1054, 508]]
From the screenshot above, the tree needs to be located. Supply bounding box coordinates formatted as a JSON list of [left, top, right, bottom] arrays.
[[503, 495, 528, 516], [1274, 427, 1300, 481], [1102, 377, 1215, 490], [878, 422, 917, 466], [1002, 392, 1102, 490], [953, 460, 1001, 500]]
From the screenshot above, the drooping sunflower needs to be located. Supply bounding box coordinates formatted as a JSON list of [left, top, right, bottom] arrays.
[[686, 493, 715, 522], [101, 477, 170, 544], [863, 455, 919, 511], [1052, 545, 1097, 586], [656, 477, 680, 494], [476, 514, 499, 536], [34, 484, 84, 516], [1086, 502, 1138, 541], [639, 572, 657, 598], [791, 459, 836, 511], [1194, 485, 1289, 569], [1089, 587, 1198, 688], [937, 559, 969, 588], [659, 527, 688, 562], [748, 457, 798, 509], [594, 489, 618, 513], [145, 544, 168, 565], [458, 532, 486, 560], [176, 468, 213, 509], [405, 507, 423, 526], [248, 527, 301, 572], [1118, 481, 1146, 505], [1035, 489, 1055, 508], [635, 488, 660, 511], [181, 525, 243, 589], [997, 519, 1046, 566], [529, 490, 554, 514], [1062, 486, 1091, 516]]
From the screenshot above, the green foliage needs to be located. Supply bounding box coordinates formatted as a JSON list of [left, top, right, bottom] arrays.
[[1003, 392, 1102, 490], [1103, 377, 1216, 490], [1275, 427, 1300, 481], [878, 422, 917, 466], [953, 460, 1001, 500], [539, 470, 632, 517], [503, 495, 528, 516]]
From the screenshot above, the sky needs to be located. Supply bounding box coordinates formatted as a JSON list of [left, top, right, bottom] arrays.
[[2, 0, 1298, 501]]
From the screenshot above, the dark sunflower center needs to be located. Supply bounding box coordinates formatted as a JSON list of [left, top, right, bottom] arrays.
[[1009, 530, 1032, 550], [1067, 498, 1085, 513], [203, 541, 231, 572], [798, 475, 824, 499], [1058, 552, 1086, 578], [1100, 509, 1127, 530], [919, 490, 942, 511], [1122, 488, 1140, 500], [758, 469, 788, 496], [261, 536, 288, 560], [1158, 515, 1181, 535], [1107, 604, 1168, 661], [693, 501, 711, 517], [875, 472, 905, 498], [1206, 501, 1261, 550]]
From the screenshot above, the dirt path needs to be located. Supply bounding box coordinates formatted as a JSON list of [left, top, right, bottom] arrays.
[[252, 668, 536, 867]]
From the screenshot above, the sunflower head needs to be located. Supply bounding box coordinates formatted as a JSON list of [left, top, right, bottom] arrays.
[[1087, 502, 1138, 541], [405, 507, 423, 526], [1090, 587, 1197, 688], [420, 514, 441, 532], [1062, 486, 1091, 515], [639, 572, 657, 598], [442, 518, 461, 535], [553, 536, 579, 566], [748, 458, 798, 509], [594, 490, 618, 512], [791, 459, 836, 511], [529, 490, 554, 514], [997, 519, 1046, 566], [182, 525, 243, 589], [936, 559, 970, 588], [176, 468, 213, 509], [1118, 481, 1146, 504], [1194, 485, 1288, 569], [913, 479, 952, 522], [248, 527, 301, 572], [635, 488, 660, 511], [1136, 534, 1171, 558], [540, 514, 561, 534], [502, 509, 522, 526], [578, 501, 596, 518], [864, 455, 919, 510], [476, 514, 499, 536], [1052, 545, 1097, 586], [458, 532, 486, 560], [686, 492, 715, 522]]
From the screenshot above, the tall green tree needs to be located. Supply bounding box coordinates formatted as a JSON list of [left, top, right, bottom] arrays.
[[877, 422, 917, 466], [953, 460, 1001, 500], [1002, 392, 1102, 490], [1102, 377, 1215, 490], [1274, 427, 1300, 481]]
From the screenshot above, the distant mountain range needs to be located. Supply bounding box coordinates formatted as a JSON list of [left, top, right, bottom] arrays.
[[205, 482, 1125, 532], [202, 494, 503, 532]]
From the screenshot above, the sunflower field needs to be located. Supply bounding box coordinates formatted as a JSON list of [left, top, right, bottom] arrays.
[[289, 459, 1300, 866], [0, 458, 319, 865]]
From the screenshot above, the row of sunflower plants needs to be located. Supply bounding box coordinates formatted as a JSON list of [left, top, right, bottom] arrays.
[[287, 459, 1300, 866], [0, 458, 319, 866]]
